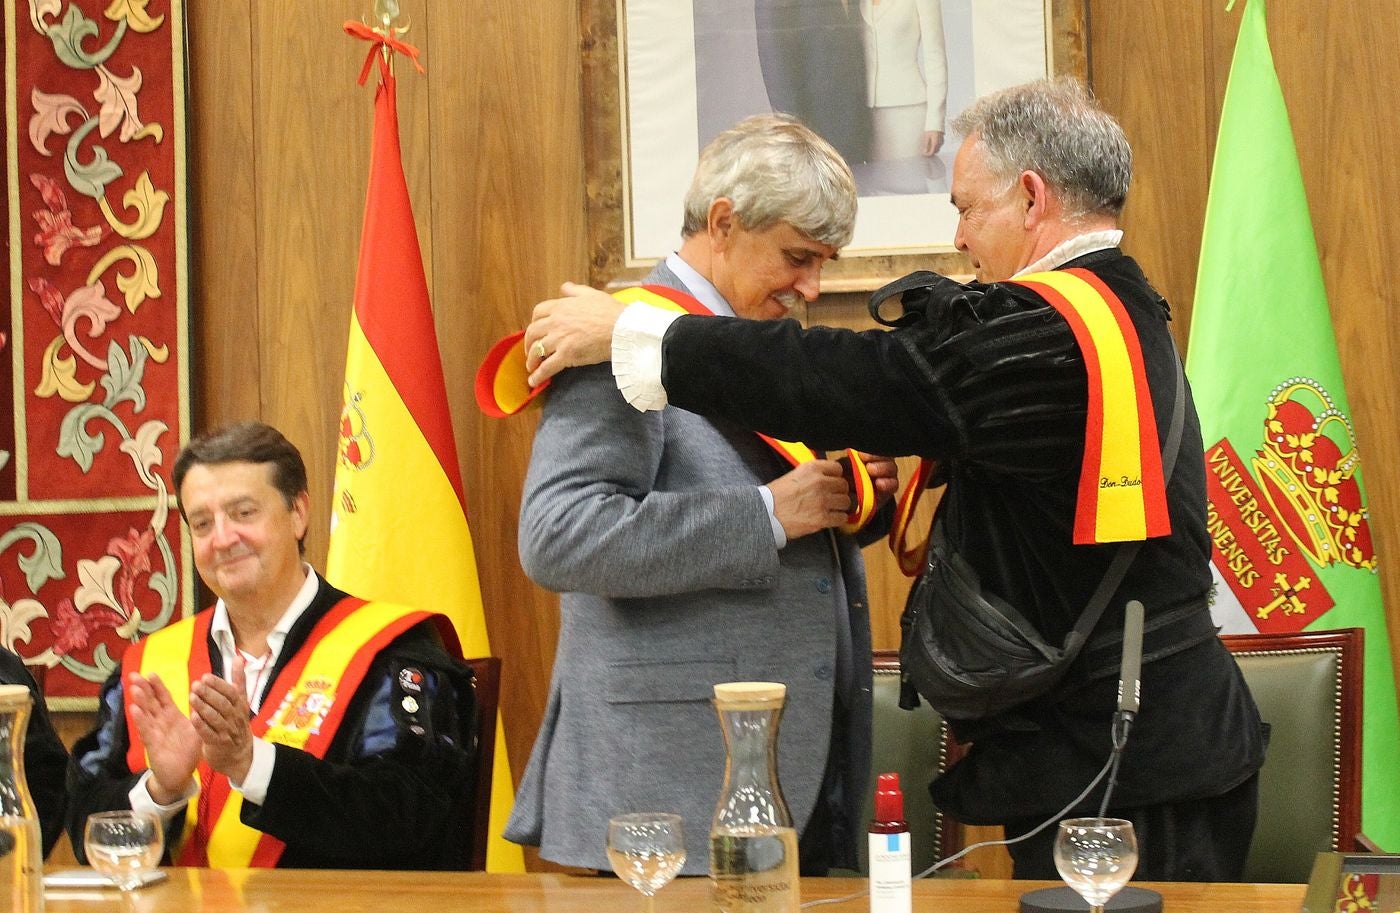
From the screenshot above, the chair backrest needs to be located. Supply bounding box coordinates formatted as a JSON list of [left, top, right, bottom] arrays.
[[852, 650, 965, 876], [463, 655, 502, 871], [1221, 628, 1363, 883]]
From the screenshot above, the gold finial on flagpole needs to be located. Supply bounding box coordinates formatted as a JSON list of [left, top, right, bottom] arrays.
[[347, 1, 422, 84], [370, 0, 410, 75]]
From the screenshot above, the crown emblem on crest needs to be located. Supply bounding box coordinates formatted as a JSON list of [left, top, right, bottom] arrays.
[[1251, 377, 1376, 572]]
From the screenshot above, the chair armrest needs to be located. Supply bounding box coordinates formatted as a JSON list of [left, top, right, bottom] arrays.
[[1354, 832, 1382, 854]]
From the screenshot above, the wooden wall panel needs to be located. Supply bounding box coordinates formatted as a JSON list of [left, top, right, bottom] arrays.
[[188, 0, 259, 429], [423, 0, 587, 805], [251, 2, 389, 565], [1088, 0, 1214, 344]]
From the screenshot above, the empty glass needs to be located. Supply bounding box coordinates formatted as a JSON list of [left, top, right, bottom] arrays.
[[83, 810, 164, 892], [1053, 817, 1138, 913], [607, 812, 686, 912]]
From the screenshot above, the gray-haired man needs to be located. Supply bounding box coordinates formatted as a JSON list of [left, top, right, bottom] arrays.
[[504, 115, 897, 875]]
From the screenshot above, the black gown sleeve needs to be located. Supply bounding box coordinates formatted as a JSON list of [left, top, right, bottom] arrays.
[[661, 315, 963, 458], [659, 282, 1089, 482]]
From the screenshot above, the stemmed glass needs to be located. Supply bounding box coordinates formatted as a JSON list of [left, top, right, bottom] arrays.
[[1053, 817, 1138, 913], [84, 810, 165, 892], [606, 812, 686, 912]]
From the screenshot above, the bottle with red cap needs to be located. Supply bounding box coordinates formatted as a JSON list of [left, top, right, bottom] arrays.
[[868, 772, 911, 913]]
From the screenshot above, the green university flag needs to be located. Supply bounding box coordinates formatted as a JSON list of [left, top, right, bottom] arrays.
[[1186, 0, 1398, 849]]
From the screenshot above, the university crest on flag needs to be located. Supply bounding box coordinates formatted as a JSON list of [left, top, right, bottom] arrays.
[[1204, 377, 1376, 634]]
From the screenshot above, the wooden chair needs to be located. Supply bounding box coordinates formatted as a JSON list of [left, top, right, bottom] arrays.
[[462, 656, 502, 871], [848, 650, 966, 876], [1221, 628, 1364, 883]]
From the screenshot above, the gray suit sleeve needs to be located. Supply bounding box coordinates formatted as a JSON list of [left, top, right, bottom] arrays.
[[519, 364, 779, 597]]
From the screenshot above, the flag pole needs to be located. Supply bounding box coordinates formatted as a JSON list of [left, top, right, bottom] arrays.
[[337, 5, 524, 873]]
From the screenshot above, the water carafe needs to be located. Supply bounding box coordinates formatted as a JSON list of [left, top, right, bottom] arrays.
[[709, 681, 799, 913], [1, 684, 43, 912]]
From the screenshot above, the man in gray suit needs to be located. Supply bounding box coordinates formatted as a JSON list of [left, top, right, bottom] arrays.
[[504, 115, 896, 875]]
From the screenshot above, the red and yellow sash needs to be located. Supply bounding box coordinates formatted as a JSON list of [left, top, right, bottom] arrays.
[[1013, 268, 1168, 544], [122, 597, 456, 868], [887, 267, 1170, 572], [476, 285, 877, 534], [889, 458, 940, 576]]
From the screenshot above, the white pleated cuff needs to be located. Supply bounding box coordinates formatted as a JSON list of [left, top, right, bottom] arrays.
[[612, 302, 680, 412], [130, 770, 198, 823], [232, 737, 276, 806]]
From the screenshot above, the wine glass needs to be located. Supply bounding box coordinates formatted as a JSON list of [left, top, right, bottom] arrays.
[[606, 812, 686, 912], [1053, 817, 1138, 913], [84, 810, 165, 892]]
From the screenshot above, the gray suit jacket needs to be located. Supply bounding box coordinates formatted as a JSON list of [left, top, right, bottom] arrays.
[[504, 261, 875, 873]]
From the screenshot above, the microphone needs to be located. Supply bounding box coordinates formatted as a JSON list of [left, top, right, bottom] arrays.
[[1117, 599, 1145, 716]]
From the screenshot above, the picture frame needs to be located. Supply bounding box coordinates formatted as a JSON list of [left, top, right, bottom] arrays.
[[581, 0, 1088, 291]]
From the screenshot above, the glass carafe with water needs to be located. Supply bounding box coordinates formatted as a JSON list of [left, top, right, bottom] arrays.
[[1, 684, 43, 912], [709, 681, 799, 913]]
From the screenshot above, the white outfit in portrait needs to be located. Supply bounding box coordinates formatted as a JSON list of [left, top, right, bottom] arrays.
[[861, 0, 947, 162]]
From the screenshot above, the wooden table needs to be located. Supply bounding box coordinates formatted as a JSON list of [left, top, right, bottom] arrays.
[[40, 868, 1308, 912]]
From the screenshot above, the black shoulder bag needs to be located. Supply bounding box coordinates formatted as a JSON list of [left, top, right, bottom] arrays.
[[898, 351, 1187, 721]]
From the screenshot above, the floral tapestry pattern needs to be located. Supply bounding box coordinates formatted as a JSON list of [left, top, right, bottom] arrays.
[[2, 0, 191, 703]]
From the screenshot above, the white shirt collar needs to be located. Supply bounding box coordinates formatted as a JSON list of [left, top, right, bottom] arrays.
[[664, 253, 735, 317], [210, 563, 319, 674], [1015, 229, 1124, 277]]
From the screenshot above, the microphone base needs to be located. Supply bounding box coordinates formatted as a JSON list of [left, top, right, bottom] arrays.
[[1019, 885, 1163, 913]]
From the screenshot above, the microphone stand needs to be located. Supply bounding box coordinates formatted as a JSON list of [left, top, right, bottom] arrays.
[[1019, 601, 1163, 913]]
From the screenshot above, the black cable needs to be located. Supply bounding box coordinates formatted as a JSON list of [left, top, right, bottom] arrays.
[[1097, 710, 1134, 818]]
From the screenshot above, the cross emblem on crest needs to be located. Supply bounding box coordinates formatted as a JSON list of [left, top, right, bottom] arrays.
[[1255, 572, 1313, 621]]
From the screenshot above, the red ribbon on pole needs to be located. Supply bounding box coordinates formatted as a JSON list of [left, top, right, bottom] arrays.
[[343, 19, 426, 85]]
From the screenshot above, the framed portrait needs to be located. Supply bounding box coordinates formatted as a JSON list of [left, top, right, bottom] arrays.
[[581, 0, 1088, 290]]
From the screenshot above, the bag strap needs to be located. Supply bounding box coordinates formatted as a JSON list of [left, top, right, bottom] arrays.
[[1060, 346, 1188, 659], [867, 270, 978, 328]]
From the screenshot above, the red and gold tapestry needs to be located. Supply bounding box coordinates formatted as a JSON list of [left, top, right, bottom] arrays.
[[2, 0, 192, 703]]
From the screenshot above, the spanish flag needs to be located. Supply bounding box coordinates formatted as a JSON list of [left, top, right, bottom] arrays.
[[326, 49, 523, 872]]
